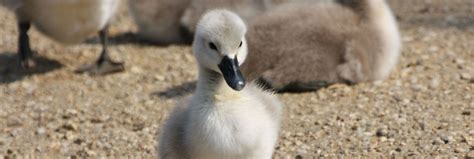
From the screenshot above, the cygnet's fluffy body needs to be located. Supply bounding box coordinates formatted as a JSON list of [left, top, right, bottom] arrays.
[[181, 0, 335, 33], [128, 0, 272, 44], [127, 0, 330, 44], [15, 0, 119, 44], [1, 0, 124, 74], [242, 0, 401, 92], [128, 0, 191, 44], [158, 10, 282, 159], [180, 0, 272, 35]]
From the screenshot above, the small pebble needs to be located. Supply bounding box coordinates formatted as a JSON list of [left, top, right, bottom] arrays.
[[454, 58, 465, 65], [454, 147, 466, 153], [428, 46, 439, 52], [376, 128, 388, 137], [440, 135, 455, 144], [65, 132, 75, 140], [403, 99, 411, 104], [462, 111, 471, 116], [469, 129, 474, 135], [429, 78, 440, 88], [460, 73, 472, 80], [36, 127, 46, 135], [154, 75, 165, 81], [432, 138, 444, 145], [62, 122, 78, 131], [86, 150, 97, 156], [411, 84, 425, 92], [131, 66, 143, 74]]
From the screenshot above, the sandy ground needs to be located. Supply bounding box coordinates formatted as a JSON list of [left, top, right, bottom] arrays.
[[0, 0, 473, 158]]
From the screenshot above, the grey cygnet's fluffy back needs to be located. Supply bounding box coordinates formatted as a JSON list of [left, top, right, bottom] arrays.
[[181, 0, 273, 36], [242, 0, 401, 92], [128, 0, 191, 44]]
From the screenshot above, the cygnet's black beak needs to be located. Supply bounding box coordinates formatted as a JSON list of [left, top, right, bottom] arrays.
[[218, 55, 246, 91]]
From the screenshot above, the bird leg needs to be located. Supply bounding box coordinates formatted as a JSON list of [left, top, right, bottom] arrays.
[[18, 21, 35, 68], [76, 25, 124, 75]]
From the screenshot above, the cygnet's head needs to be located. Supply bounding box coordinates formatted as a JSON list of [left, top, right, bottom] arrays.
[[193, 9, 248, 91]]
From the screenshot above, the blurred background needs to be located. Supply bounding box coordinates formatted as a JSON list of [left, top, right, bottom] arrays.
[[0, 0, 473, 157]]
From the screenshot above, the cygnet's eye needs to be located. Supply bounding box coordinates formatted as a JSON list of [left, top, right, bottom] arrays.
[[209, 42, 217, 51], [238, 41, 242, 48]]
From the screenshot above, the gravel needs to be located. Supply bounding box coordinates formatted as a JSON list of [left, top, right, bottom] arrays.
[[0, 0, 473, 158]]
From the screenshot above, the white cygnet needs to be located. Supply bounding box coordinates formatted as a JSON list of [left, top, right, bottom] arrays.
[[158, 9, 283, 159]]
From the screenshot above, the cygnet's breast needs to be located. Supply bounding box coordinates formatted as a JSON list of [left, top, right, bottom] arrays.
[[187, 89, 274, 156], [21, 0, 120, 44], [369, 1, 401, 80]]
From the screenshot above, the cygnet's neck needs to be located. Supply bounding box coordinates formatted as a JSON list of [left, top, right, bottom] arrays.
[[195, 67, 242, 102]]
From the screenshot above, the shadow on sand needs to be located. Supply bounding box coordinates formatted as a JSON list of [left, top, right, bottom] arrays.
[[151, 81, 196, 99], [0, 52, 63, 84]]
